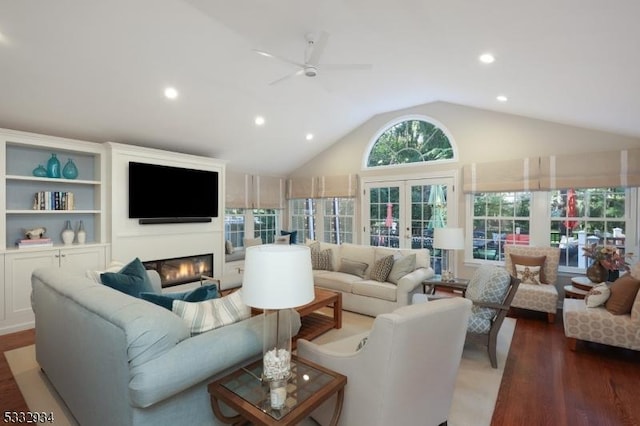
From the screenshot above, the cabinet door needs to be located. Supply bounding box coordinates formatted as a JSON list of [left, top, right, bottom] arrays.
[[0, 254, 4, 320], [5, 250, 58, 320], [59, 246, 106, 272]]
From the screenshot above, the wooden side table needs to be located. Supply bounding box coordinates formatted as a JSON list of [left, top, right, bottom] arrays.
[[564, 276, 597, 299], [208, 355, 346, 426], [422, 276, 470, 296]]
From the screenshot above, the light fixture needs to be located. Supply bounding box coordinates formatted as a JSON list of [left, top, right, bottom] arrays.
[[305, 133, 314, 141], [479, 53, 495, 64], [242, 244, 314, 410], [434, 227, 465, 282], [164, 87, 178, 99], [496, 95, 508, 102], [254, 116, 265, 126]]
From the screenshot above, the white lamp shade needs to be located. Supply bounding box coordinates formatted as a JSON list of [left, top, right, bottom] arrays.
[[242, 244, 315, 309], [433, 227, 465, 250]]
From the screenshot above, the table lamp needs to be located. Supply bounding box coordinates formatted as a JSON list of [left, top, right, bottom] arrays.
[[242, 244, 315, 410], [434, 227, 465, 282]]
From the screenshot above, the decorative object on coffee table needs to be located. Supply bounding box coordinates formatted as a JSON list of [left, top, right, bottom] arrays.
[[434, 227, 465, 282], [242, 244, 314, 410]]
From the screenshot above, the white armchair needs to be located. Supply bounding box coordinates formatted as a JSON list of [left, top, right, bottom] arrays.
[[296, 298, 472, 426]]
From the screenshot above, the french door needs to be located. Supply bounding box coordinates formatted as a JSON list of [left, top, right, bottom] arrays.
[[362, 177, 455, 273]]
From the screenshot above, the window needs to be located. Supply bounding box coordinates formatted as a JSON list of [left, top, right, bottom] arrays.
[[224, 208, 245, 248], [289, 198, 355, 244], [471, 192, 532, 262], [224, 208, 282, 247], [322, 198, 355, 244], [366, 118, 454, 168], [469, 187, 635, 272], [253, 209, 278, 244], [550, 187, 629, 268]]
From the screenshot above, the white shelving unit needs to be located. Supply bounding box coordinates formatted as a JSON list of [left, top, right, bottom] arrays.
[[1, 128, 109, 335]]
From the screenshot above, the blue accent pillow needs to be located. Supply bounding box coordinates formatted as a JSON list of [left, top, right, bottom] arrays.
[[100, 258, 155, 298], [139, 284, 220, 310], [280, 230, 297, 245]]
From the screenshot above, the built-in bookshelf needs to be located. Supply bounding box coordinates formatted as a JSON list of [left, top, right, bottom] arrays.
[[2, 131, 106, 249]]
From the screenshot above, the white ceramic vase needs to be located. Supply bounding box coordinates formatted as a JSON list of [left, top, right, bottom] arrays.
[[61, 220, 75, 245], [76, 220, 86, 244]]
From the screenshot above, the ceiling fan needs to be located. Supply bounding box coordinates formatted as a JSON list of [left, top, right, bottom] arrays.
[[253, 31, 372, 86]]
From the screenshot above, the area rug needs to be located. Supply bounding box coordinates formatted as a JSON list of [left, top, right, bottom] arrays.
[[5, 311, 514, 426]]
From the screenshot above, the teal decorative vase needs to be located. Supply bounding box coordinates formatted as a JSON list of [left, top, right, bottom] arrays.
[[46, 154, 61, 178], [62, 158, 78, 179], [32, 164, 47, 177]]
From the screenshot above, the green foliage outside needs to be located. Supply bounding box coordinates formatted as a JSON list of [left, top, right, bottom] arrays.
[[367, 119, 453, 167]]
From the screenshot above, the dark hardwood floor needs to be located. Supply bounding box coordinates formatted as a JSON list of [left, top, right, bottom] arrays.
[[1, 311, 639, 425]]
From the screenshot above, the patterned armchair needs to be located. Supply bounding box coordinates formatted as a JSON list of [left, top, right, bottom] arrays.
[[504, 245, 561, 323], [466, 265, 520, 368]]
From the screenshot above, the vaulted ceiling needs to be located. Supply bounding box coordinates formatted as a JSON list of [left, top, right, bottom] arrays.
[[1, 1, 639, 175]]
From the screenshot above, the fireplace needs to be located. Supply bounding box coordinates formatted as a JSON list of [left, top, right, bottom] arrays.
[[143, 253, 213, 288]]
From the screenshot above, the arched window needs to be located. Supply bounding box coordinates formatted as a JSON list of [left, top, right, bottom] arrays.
[[366, 117, 454, 168]]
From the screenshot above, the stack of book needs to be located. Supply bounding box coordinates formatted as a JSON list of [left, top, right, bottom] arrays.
[[33, 191, 75, 210], [16, 237, 54, 249]]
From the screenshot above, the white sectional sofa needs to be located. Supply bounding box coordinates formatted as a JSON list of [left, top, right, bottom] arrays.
[[306, 241, 435, 317]]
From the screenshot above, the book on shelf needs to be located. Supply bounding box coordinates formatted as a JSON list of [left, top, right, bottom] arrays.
[[32, 191, 74, 210], [16, 237, 53, 248]]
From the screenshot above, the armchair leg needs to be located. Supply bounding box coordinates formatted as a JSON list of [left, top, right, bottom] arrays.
[[488, 331, 498, 369], [547, 312, 556, 323]]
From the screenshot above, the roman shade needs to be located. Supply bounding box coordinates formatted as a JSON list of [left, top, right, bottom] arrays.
[[462, 157, 540, 193], [539, 148, 640, 190], [286, 176, 317, 199], [225, 171, 252, 209], [317, 174, 358, 198], [253, 175, 285, 209]]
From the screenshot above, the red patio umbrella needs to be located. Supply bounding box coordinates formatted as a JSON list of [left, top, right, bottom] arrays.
[[385, 203, 393, 227], [565, 189, 578, 230]]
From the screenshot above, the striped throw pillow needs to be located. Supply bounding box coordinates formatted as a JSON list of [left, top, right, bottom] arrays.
[[172, 289, 250, 335]]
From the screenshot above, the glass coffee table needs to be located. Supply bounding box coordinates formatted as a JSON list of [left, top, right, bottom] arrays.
[[208, 355, 346, 425]]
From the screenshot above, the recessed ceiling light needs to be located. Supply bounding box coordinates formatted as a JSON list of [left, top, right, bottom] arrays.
[[305, 133, 314, 141], [479, 53, 495, 64], [254, 116, 265, 126], [496, 95, 508, 102], [164, 87, 178, 99]]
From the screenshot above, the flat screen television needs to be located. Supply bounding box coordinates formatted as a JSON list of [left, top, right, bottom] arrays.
[[128, 161, 219, 223]]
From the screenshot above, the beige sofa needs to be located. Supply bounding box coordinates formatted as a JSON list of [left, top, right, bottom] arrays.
[[307, 242, 435, 317]]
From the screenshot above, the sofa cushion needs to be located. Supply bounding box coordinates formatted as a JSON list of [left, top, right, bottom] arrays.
[[172, 289, 250, 335], [339, 258, 369, 278], [274, 234, 290, 244], [370, 255, 394, 282], [314, 272, 360, 293], [605, 275, 640, 315], [584, 283, 611, 308], [140, 284, 220, 310], [387, 254, 416, 285], [339, 243, 375, 278], [225, 240, 234, 254], [280, 230, 298, 244], [351, 280, 397, 302], [510, 254, 547, 284], [244, 237, 262, 247], [100, 258, 156, 298], [466, 266, 510, 320], [375, 247, 429, 270], [310, 242, 333, 271]]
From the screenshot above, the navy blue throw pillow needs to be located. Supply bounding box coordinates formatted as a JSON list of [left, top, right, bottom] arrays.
[[280, 230, 297, 245], [100, 258, 155, 298], [139, 284, 219, 310]]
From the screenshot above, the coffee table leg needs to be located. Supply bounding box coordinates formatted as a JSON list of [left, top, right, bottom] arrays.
[[329, 387, 345, 426], [210, 395, 247, 425], [334, 294, 342, 329]]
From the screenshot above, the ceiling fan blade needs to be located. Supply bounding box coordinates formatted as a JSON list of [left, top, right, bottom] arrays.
[[268, 69, 304, 86], [306, 31, 329, 65], [321, 63, 373, 71], [253, 49, 305, 69]]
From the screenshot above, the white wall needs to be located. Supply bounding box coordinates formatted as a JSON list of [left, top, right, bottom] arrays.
[[106, 142, 226, 279]]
